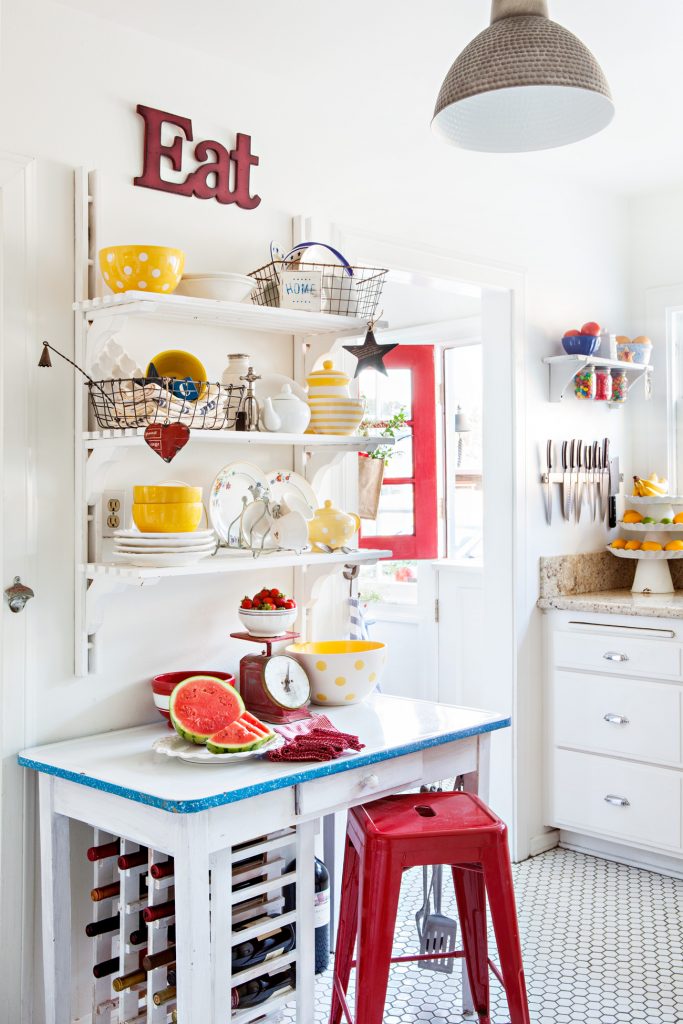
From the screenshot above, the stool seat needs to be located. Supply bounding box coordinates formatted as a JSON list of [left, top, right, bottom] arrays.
[[331, 790, 531, 1024], [353, 791, 504, 839]]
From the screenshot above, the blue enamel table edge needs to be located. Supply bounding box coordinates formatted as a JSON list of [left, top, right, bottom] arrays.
[[18, 694, 510, 815]]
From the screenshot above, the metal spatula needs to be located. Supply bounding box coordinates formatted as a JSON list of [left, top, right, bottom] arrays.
[[419, 864, 458, 974]]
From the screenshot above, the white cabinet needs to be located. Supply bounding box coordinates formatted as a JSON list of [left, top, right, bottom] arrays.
[[545, 611, 683, 860]]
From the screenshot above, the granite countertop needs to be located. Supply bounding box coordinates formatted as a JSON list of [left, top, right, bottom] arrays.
[[538, 552, 683, 620]]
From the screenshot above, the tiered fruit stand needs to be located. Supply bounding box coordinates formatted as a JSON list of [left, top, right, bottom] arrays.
[[608, 494, 683, 594]]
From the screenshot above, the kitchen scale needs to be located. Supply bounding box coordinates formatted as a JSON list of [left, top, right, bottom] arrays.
[[230, 631, 312, 724]]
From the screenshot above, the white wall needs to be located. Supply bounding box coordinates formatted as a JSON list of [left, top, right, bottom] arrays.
[[0, 0, 636, 1015]]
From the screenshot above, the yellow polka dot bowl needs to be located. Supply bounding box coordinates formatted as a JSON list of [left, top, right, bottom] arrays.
[[286, 640, 386, 705], [98, 245, 186, 295]]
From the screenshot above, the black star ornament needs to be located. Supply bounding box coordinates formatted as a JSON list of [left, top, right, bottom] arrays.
[[342, 327, 398, 378]]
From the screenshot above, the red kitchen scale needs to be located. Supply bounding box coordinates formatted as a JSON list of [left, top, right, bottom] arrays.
[[230, 631, 312, 724]]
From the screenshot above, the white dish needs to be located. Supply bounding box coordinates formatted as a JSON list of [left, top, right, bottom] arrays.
[[270, 511, 309, 551], [628, 495, 683, 506], [210, 462, 269, 546], [153, 732, 283, 764], [114, 536, 216, 549], [619, 522, 683, 532], [175, 273, 256, 303], [241, 500, 277, 549], [254, 373, 307, 405], [113, 550, 215, 568], [115, 529, 215, 542], [266, 469, 318, 518], [238, 606, 298, 636], [114, 544, 216, 555]]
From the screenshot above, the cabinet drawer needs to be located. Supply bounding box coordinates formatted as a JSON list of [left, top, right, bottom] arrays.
[[554, 670, 682, 765], [552, 749, 682, 850], [553, 631, 681, 679], [296, 752, 423, 817]]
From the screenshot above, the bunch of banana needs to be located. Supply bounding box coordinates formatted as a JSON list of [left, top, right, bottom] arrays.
[[632, 473, 669, 498]]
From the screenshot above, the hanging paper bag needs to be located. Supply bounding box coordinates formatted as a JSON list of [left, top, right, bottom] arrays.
[[358, 455, 384, 520]]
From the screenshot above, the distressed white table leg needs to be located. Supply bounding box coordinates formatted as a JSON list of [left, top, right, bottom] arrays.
[[323, 811, 346, 953], [210, 847, 232, 1024], [459, 732, 492, 1017], [174, 813, 212, 1024], [295, 819, 316, 1024], [38, 774, 71, 1024]]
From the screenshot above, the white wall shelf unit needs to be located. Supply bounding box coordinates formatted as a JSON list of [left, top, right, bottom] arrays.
[[73, 167, 391, 676], [542, 354, 653, 403]]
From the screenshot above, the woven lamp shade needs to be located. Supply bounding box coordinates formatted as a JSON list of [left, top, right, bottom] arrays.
[[432, 2, 614, 152]]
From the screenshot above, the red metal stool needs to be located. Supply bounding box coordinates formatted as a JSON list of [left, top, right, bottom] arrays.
[[330, 791, 530, 1024]]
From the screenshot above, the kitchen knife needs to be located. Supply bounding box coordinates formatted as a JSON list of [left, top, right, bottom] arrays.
[[561, 440, 572, 520], [575, 441, 584, 522], [592, 440, 601, 521], [609, 455, 620, 529], [601, 437, 610, 521], [544, 439, 553, 525], [569, 439, 578, 520], [584, 443, 593, 521]]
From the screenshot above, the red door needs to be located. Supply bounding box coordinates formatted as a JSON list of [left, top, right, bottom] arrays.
[[360, 345, 438, 560]]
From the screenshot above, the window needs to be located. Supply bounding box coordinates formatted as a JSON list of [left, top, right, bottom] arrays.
[[360, 345, 438, 560], [444, 344, 483, 563]]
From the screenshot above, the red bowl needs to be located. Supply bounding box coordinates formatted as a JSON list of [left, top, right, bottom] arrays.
[[151, 670, 236, 726]]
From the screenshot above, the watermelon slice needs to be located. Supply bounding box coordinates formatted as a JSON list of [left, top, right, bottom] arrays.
[[241, 711, 274, 738], [170, 675, 245, 745], [207, 719, 270, 755]]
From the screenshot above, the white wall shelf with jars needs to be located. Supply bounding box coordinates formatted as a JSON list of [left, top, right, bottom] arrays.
[[542, 354, 653, 404], [73, 168, 390, 675]]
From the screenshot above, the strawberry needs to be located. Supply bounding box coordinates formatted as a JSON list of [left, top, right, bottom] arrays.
[[270, 588, 280, 598], [284, 599, 296, 609], [241, 598, 253, 609]]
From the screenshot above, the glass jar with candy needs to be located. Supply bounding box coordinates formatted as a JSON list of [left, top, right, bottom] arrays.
[[594, 366, 612, 401], [610, 368, 628, 403], [574, 364, 596, 400]]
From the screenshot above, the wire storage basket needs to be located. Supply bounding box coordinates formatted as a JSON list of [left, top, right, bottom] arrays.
[[87, 378, 245, 430], [248, 260, 387, 318]]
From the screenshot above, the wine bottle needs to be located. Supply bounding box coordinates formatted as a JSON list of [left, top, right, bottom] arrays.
[[284, 857, 330, 974], [142, 946, 175, 972], [142, 899, 174, 924], [92, 956, 119, 979], [87, 839, 120, 862], [118, 849, 148, 871], [234, 967, 295, 1008], [149, 859, 174, 880], [85, 914, 119, 938], [153, 985, 176, 1006], [112, 968, 146, 992], [128, 928, 146, 946], [91, 881, 120, 902]]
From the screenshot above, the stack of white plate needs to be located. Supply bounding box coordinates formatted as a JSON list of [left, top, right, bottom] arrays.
[[113, 530, 217, 568]]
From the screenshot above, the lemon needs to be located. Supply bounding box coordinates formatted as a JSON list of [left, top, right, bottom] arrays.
[[623, 510, 643, 524], [625, 540, 642, 551], [674, 512, 683, 525], [666, 540, 683, 551], [642, 541, 663, 551], [611, 539, 627, 549]]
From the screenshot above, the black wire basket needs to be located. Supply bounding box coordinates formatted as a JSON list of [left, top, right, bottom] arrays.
[[87, 378, 245, 430], [248, 260, 387, 318]]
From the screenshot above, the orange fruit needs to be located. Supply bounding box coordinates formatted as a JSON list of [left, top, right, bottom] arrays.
[[674, 512, 683, 525], [610, 539, 626, 549], [625, 540, 641, 551], [666, 540, 683, 551], [642, 541, 663, 551], [623, 509, 643, 524]]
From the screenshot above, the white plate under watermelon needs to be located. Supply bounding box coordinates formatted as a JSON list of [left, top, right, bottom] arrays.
[[153, 731, 284, 764]]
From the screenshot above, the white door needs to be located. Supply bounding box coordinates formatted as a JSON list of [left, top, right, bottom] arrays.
[[0, 153, 38, 1023]]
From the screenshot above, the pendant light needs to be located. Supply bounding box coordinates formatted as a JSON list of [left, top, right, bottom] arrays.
[[432, 0, 614, 152]]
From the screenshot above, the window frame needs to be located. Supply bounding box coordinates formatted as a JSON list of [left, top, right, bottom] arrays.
[[360, 344, 438, 559]]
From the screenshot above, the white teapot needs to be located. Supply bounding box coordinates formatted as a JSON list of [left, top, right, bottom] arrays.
[[259, 384, 311, 434]]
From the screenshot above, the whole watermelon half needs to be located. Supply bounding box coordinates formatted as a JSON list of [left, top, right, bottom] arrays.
[[169, 675, 245, 745], [206, 718, 272, 755]]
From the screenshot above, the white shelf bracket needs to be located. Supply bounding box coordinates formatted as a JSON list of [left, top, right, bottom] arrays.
[[84, 576, 161, 675], [302, 447, 348, 493], [85, 444, 127, 505], [85, 314, 129, 370]]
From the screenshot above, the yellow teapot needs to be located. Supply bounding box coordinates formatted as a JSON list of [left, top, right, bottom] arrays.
[[306, 360, 364, 436], [308, 500, 361, 551]]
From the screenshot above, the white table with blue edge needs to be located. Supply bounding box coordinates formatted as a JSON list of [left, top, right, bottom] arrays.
[[19, 693, 510, 1024]]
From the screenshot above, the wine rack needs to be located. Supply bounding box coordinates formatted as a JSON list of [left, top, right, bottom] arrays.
[[86, 826, 298, 1022]]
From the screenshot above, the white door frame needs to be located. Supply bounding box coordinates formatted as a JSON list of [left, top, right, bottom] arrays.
[[0, 151, 38, 1024], [295, 219, 528, 856]]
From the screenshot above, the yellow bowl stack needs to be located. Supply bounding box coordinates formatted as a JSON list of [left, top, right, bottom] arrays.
[[132, 484, 203, 533], [306, 360, 364, 436]]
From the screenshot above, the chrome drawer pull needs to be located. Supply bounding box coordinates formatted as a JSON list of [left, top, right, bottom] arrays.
[[603, 713, 630, 726], [604, 794, 630, 807], [603, 651, 629, 662]]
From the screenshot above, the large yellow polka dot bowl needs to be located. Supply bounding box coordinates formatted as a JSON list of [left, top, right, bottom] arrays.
[[286, 640, 386, 706], [99, 245, 186, 295]]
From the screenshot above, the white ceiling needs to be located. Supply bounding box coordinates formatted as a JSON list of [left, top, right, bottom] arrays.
[[56, 0, 683, 196]]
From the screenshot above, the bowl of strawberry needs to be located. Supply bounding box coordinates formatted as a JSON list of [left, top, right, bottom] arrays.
[[238, 588, 298, 636]]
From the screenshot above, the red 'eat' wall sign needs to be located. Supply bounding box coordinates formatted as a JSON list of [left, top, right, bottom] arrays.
[[133, 104, 260, 210]]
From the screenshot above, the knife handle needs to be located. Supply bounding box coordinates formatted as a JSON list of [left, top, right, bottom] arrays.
[[546, 438, 553, 472], [609, 496, 617, 529], [561, 440, 568, 471]]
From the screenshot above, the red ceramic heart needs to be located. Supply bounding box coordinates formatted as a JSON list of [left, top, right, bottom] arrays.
[[143, 423, 190, 463]]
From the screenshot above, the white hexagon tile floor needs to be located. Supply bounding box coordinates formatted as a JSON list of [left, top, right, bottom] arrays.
[[276, 848, 683, 1023]]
